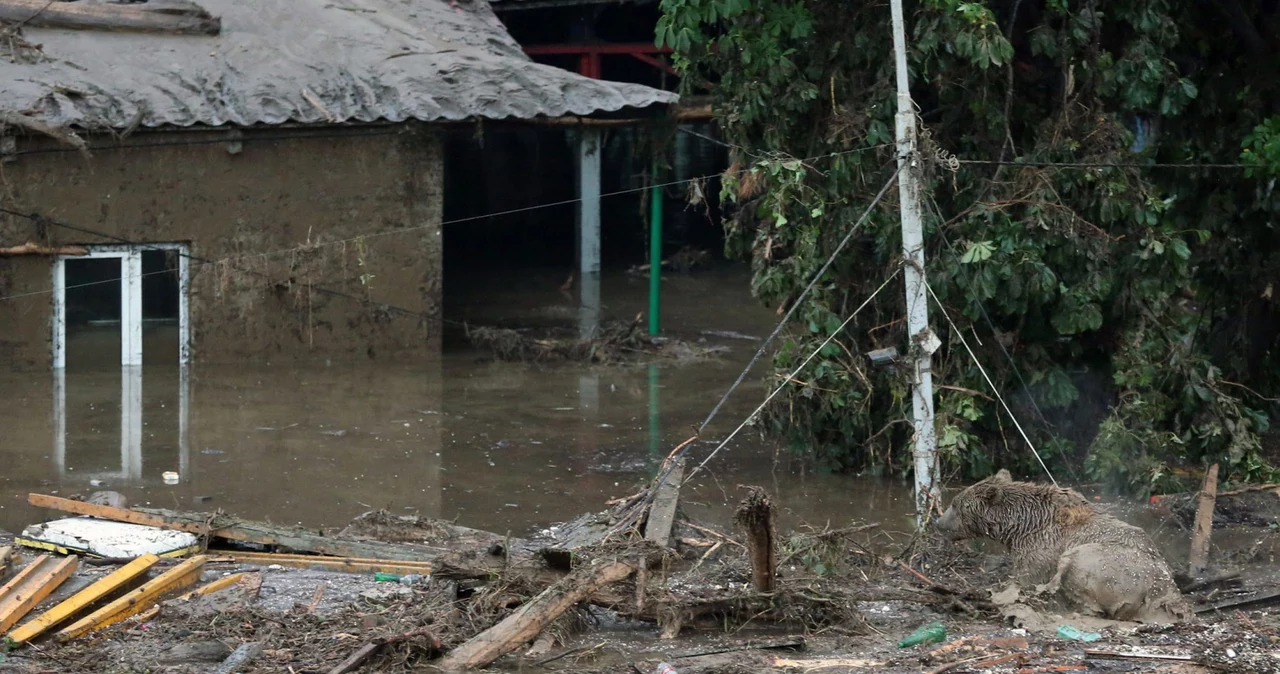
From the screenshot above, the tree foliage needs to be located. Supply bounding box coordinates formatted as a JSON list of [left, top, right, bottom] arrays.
[[658, 0, 1280, 494]]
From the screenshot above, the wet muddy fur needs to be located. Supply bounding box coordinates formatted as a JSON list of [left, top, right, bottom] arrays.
[[936, 470, 1193, 623]]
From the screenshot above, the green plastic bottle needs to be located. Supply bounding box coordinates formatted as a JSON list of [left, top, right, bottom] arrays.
[[374, 572, 402, 582], [1056, 625, 1101, 642], [897, 621, 946, 648]]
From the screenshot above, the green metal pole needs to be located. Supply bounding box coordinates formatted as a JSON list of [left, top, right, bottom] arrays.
[[648, 162, 663, 336]]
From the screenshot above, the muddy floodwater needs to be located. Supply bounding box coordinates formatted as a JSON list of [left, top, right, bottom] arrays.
[[0, 265, 919, 538]]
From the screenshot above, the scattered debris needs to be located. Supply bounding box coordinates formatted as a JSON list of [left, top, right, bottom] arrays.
[[29, 493, 437, 561], [4, 466, 1279, 674], [467, 318, 726, 364], [439, 557, 637, 670]]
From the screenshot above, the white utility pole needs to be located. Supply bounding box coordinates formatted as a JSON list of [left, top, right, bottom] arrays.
[[889, 0, 940, 526]]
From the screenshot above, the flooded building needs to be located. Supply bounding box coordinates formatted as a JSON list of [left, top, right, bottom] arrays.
[[0, 0, 675, 371]]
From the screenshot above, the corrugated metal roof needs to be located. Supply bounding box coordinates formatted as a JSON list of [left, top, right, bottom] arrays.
[[489, 0, 654, 9], [0, 0, 677, 131]]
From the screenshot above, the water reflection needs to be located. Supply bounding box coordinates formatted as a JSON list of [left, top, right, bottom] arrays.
[[3, 266, 920, 538], [3, 357, 918, 538], [53, 366, 154, 483]]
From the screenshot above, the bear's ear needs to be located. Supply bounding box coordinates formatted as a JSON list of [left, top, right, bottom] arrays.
[[993, 469, 1012, 483], [973, 482, 1004, 506]]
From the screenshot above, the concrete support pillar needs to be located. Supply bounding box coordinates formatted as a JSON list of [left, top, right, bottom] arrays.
[[576, 128, 602, 338]]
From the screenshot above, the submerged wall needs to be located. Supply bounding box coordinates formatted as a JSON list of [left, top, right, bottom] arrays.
[[0, 124, 443, 369]]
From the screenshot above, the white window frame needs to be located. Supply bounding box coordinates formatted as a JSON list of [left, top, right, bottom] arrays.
[[51, 243, 190, 368]]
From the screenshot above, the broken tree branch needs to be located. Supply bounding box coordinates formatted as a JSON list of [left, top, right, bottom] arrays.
[[0, 242, 88, 256], [1189, 463, 1219, 577], [328, 628, 440, 674], [0, 0, 221, 35], [735, 487, 777, 594], [437, 559, 636, 671]]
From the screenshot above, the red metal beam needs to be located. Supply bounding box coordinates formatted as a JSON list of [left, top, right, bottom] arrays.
[[524, 42, 673, 56], [627, 52, 679, 77]]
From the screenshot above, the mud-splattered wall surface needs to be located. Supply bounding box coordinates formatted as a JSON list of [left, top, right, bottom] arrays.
[[0, 125, 443, 369]]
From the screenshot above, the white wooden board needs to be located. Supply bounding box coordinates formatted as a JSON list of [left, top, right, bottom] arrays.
[[18, 517, 200, 558]]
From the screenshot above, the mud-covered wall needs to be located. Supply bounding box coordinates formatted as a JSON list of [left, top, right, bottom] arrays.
[[0, 125, 442, 369]]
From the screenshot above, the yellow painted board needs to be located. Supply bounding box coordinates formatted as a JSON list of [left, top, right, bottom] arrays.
[[7, 554, 159, 645], [0, 556, 79, 634], [219, 550, 433, 567], [55, 555, 207, 642], [182, 572, 244, 600]]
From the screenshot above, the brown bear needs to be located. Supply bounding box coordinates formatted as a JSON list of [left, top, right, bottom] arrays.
[[935, 469, 1193, 623]]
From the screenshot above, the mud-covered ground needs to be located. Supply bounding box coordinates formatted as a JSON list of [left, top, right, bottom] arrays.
[[3, 486, 1279, 674]]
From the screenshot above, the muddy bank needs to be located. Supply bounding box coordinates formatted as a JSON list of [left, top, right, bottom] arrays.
[[4, 472, 1280, 674]]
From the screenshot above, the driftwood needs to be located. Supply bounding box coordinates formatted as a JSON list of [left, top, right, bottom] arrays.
[[1189, 463, 1219, 577], [29, 493, 437, 562], [437, 559, 636, 671], [735, 487, 777, 593], [0, 0, 221, 35], [0, 111, 88, 153], [1218, 483, 1280, 497]]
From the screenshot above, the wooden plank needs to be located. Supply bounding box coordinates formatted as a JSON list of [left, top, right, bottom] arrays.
[[1189, 463, 1219, 577], [28, 494, 208, 535], [0, 0, 220, 36], [0, 556, 79, 634], [29, 494, 437, 562], [218, 551, 432, 575], [183, 572, 245, 600], [56, 555, 207, 641], [1195, 590, 1280, 615], [644, 457, 684, 548], [437, 559, 635, 670], [7, 554, 157, 645]]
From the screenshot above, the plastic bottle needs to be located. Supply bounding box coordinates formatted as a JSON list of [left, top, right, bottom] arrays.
[[373, 572, 402, 582], [897, 621, 946, 648], [654, 663, 677, 674], [1056, 625, 1102, 642]]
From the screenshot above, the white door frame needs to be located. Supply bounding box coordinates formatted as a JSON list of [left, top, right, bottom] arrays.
[[52, 243, 190, 368]]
